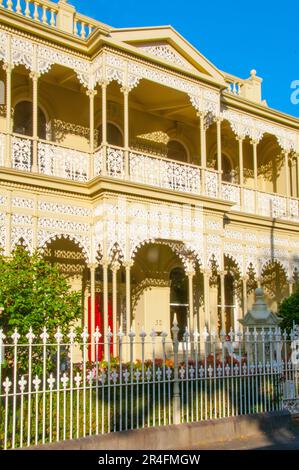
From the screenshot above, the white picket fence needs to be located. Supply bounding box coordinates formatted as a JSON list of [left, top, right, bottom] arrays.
[[0, 320, 299, 450]]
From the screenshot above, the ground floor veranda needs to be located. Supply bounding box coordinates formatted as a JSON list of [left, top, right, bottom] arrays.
[[39, 236, 294, 360], [1, 190, 298, 361]]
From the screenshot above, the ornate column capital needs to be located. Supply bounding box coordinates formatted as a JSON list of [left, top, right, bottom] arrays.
[[196, 111, 206, 122], [121, 86, 130, 95], [202, 268, 212, 278], [250, 139, 259, 147], [100, 79, 109, 88], [86, 89, 98, 98], [88, 262, 98, 271], [124, 260, 134, 269], [111, 260, 121, 272], [186, 270, 196, 278], [100, 258, 109, 268], [215, 116, 223, 124], [2, 63, 14, 73], [29, 71, 40, 82]]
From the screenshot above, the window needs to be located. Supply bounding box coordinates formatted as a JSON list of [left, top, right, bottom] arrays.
[[97, 123, 123, 147], [167, 140, 188, 162], [13, 101, 47, 139]]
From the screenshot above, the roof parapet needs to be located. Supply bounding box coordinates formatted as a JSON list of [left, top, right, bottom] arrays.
[[0, 0, 111, 39], [225, 69, 264, 104]]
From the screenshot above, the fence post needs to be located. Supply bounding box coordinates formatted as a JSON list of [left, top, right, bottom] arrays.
[[172, 314, 181, 425]]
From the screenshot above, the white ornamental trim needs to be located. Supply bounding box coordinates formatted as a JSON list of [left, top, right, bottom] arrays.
[[0, 195, 7, 206], [0, 31, 8, 64], [222, 109, 297, 152], [139, 45, 194, 72], [37, 230, 91, 263], [2, 190, 299, 272], [12, 197, 34, 209], [11, 227, 33, 253], [12, 214, 33, 225], [1, 29, 298, 147], [38, 218, 90, 233], [37, 44, 92, 89], [0, 28, 221, 114], [38, 201, 92, 217]]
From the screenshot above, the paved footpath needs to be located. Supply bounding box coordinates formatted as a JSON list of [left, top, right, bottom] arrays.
[[189, 427, 299, 450]]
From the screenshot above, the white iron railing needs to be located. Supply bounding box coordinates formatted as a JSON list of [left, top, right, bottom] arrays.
[[3, 133, 299, 222], [1, 321, 298, 450], [94, 147, 103, 177], [12, 135, 32, 172], [205, 169, 219, 198], [130, 150, 201, 194], [221, 182, 241, 210], [38, 141, 90, 182], [289, 198, 299, 220], [243, 188, 255, 214], [257, 192, 288, 220], [107, 146, 125, 179]]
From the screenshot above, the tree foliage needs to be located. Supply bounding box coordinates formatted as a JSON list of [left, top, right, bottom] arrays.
[[0, 245, 82, 338], [278, 285, 299, 331]]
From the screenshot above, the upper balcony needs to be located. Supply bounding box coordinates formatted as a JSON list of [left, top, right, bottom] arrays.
[[0, 4, 298, 223], [3, 133, 299, 223]]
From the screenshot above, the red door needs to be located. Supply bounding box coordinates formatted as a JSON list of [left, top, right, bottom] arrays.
[[88, 294, 113, 361]]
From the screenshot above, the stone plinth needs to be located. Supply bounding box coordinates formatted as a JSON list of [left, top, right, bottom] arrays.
[[239, 288, 282, 361], [240, 287, 281, 329]]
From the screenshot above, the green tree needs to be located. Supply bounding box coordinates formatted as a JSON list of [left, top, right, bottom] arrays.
[[0, 245, 82, 338], [278, 285, 299, 331]]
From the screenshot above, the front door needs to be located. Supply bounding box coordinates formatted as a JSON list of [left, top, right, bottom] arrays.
[[88, 294, 113, 361]]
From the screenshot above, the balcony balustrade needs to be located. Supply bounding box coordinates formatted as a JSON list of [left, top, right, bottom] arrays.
[[12, 134, 32, 172], [129, 150, 201, 194], [221, 182, 241, 210], [38, 140, 90, 182], [1, 132, 299, 222], [0, 0, 100, 39]]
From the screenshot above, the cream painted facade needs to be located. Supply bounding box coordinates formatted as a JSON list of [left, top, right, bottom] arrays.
[[0, 0, 299, 352]]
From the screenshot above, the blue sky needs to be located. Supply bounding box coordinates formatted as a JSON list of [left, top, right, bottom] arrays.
[[69, 0, 299, 117]]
